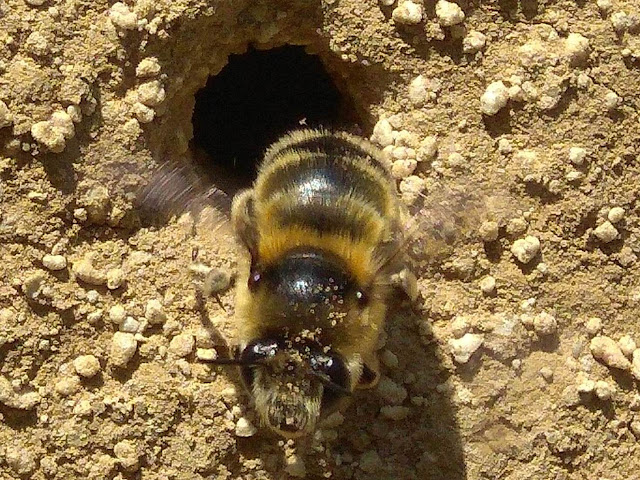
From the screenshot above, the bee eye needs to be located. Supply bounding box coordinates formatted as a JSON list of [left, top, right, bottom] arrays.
[[239, 338, 280, 389], [240, 339, 279, 365], [310, 352, 350, 402]]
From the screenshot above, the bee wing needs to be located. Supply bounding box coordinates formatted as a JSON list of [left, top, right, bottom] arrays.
[[137, 160, 232, 227], [138, 159, 240, 330], [137, 158, 238, 299], [399, 180, 501, 275]]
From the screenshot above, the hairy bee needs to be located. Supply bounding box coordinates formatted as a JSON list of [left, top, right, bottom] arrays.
[[138, 128, 490, 438], [223, 129, 404, 437]]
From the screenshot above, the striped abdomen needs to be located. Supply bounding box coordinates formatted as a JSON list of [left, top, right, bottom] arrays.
[[252, 130, 399, 285]]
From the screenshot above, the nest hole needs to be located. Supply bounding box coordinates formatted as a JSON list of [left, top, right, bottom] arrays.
[[191, 45, 360, 194]]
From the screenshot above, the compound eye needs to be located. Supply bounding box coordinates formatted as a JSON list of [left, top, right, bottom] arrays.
[[239, 338, 280, 390], [310, 352, 350, 408], [240, 338, 279, 365]]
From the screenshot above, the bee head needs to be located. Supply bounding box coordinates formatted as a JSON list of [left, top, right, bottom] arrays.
[[238, 337, 352, 437], [228, 247, 379, 436]]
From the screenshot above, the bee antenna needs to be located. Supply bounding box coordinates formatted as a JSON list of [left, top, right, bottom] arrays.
[[213, 294, 227, 312], [200, 357, 264, 367], [309, 370, 352, 397]]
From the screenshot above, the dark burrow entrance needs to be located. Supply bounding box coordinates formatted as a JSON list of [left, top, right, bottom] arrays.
[[191, 45, 360, 194]]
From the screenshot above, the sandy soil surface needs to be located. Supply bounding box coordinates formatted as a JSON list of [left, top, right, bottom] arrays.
[[1, 0, 640, 479]]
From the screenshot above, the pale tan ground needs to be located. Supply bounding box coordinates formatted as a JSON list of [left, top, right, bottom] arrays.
[[1, 0, 640, 479]]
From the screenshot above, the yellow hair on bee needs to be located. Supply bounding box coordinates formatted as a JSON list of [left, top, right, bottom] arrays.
[[256, 142, 397, 220], [255, 188, 388, 285], [228, 129, 406, 438], [256, 225, 378, 286], [262, 129, 384, 167]]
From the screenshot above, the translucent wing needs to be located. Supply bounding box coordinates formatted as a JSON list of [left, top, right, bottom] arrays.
[[400, 178, 506, 276], [137, 157, 236, 304], [137, 159, 231, 224]]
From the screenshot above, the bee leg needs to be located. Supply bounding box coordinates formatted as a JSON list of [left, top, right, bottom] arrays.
[[389, 267, 419, 303], [199, 344, 240, 364], [231, 189, 259, 257], [356, 356, 380, 389], [374, 236, 418, 302]]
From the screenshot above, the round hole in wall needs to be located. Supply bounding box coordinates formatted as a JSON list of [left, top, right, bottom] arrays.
[[191, 45, 358, 193]]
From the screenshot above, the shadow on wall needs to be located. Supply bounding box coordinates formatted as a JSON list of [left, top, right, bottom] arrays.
[[332, 306, 467, 480]]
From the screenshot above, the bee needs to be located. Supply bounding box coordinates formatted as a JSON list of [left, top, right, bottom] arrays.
[[209, 129, 406, 437], [139, 128, 486, 439]]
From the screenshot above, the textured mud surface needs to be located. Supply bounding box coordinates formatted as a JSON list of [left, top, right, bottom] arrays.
[[1, 0, 640, 479]]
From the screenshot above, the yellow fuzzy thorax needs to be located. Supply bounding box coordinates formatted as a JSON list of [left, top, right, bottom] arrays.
[[255, 225, 379, 286]]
